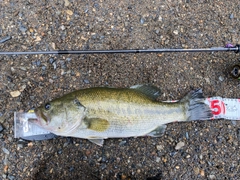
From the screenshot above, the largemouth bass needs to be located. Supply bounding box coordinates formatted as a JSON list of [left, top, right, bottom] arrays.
[[34, 85, 212, 146]]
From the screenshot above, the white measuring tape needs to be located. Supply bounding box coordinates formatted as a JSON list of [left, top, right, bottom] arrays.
[[205, 97, 240, 120]]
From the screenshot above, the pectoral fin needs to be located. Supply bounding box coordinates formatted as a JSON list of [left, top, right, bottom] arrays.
[[85, 118, 110, 132], [88, 139, 104, 146], [147, 125, 167, 137]]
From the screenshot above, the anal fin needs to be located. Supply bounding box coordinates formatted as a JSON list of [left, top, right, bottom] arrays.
[[147, 125, 167, 137], [88, 139, 104, 146]]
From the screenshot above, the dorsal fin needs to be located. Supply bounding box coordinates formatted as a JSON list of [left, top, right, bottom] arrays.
[[130, 84, 161, 100]]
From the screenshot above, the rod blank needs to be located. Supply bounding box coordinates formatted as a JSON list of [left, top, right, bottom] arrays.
[[0, 46, 239, 55]]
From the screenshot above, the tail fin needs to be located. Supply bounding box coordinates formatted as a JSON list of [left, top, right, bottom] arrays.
[[181, 89, 213, 121]]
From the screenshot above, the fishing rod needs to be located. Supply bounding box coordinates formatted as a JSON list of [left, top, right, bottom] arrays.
[[1, 43, 240, 78], [0, 44, 239, 55]]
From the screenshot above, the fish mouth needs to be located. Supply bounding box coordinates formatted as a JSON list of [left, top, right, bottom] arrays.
[[34, 109, 48, 125]]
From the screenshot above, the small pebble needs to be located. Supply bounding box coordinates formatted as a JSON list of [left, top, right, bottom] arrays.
[[162, 156, 167, 163], [52, 75, 58, 79], [20, 85, 27, 91], [205, 78, 210, 84], [101, 164, 107, 170], [200, 170, 205, 176], [66, 58, 72, 62], [170, 151, 177, 156], [18, 13, 23, 18], [70, 70, 75, 76], [84, 79, 90, 84], [193, 167, 199, 175], [29, 27, 34, 33], [64, 0, 70, 6], [35, 36, 41, 42], [237, 129, 240, 140], [94, 3, 99, 9], [10, 91, 21, 98], [19, 67, 27, 71], [0, 124, 3, 132], [175, 141, 185, 150], [28, 142, 33, 147], [158, 16, 163, 21], [173, 30, 179, 35], [119, 140, 127, 146], [156, 145, 163, 150], [50, 168, 53, 174], [85, 150, 91, 156], [209, 174, 216, 179], [101, 155, 107, 163], [219, 76, 224, 81], [231, 120, 236, 125], [11, 67, 15, 73], [60, 61, 66, 69], [17, 143, 23, 149], [19, 25, 27, 33], [63, 142, 68, 148], [2, 147, 10, 155], [155, 157, 160, 163], [175, 165, 180, 169], [140, 18, 145, 24], [52, 62, 57, 70], [66, 10, 73, 15], [7, 76, 13, 82], [49, 58, 55, 64], [36, 60, 41, 66], [69, 166, 74, 172], [60, 25, 66, 30], [185, 132, 189, 139], [42, 66, 46, 71], [230, 14, 234, 19], [8, 175, 15, 180]]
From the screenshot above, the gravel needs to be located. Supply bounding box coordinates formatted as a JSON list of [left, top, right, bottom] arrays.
[[0, 0, 240, 179]]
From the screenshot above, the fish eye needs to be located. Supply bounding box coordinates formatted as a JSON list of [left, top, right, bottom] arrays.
[[45, 103, 51, 110]]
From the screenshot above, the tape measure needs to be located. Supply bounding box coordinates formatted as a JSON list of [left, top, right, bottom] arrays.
[[205, 97, 240, 120]]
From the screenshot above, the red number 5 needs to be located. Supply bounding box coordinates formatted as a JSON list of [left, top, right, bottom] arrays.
[[210, 100, 225, 115]]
